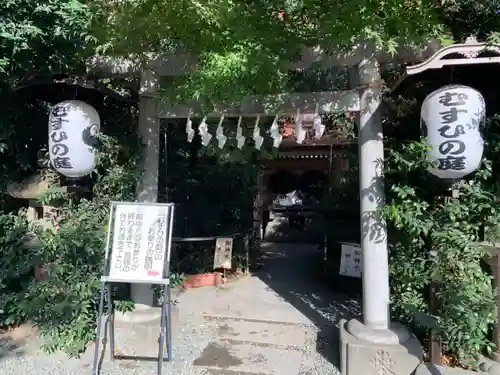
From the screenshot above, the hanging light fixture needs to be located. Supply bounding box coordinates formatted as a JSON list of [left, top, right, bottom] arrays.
[[48, 100, 100, 186], [421, 84, 486, 180]]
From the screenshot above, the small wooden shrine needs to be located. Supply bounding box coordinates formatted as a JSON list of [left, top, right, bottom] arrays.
[[261, 113, 354, 209]]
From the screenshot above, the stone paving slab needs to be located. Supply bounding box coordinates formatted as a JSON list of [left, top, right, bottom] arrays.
[[193, 341, 303, 375], [176, 277, 314, 325], [113, 321, 165, 358], [206, 317, 314, 349]]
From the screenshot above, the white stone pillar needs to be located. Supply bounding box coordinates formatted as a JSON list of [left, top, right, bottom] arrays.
[[131, 70, 160, 309], [355, 58, 390, 330], [340, 59, 422, 375]]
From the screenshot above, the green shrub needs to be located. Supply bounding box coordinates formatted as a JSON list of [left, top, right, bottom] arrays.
[[0, 213, 36, 327], [0, 109, 142, 355], [384, 138, 500, 365]]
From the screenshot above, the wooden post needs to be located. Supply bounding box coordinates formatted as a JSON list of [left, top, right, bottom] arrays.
[[428, 188, 459, 364], [250, 165, 263, 269], [494, 253, 500, 363], [429, 192, 441, 365], [429, 280, 441, 364]]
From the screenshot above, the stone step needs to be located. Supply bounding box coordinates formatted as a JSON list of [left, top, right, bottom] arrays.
[[204, 316, 317, 351], [193, 341, 304, 375], [192, 316, 318, 375]]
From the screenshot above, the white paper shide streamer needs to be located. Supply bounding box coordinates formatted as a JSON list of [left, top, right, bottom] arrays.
[[198, 116, 212, 146], [294, 109, 306, 144], [269, 114, 282, 148], [185, 109, 195, 143], [312, 104, 325, 140], [215, 115, 227, 149], [253, 116, 264, 150], [236, 116, 245, 149]]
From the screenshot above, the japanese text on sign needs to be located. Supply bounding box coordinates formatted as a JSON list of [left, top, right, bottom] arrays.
[[108, 203, 173, 282], [213, 238, 233, 269], [436, 91, 468, 172], [339, 243, 362, 278], [49, 105, 72, 169]]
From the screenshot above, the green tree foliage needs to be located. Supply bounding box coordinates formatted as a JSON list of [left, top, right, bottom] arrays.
[[0, 0, 98, 184], [0, 0, 94, 81], [94, 0, 449, 105]]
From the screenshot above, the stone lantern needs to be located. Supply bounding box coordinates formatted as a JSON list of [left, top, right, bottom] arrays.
[[6, 170, 60, 228]]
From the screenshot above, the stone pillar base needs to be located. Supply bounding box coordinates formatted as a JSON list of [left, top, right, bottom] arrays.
[[339, 319, 422, 375], [479, 355, 500, 375], [415, 363, 475, 375], [115, 306, 162, 323]]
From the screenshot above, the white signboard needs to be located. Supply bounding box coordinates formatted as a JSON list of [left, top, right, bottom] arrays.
[[213, 237, 233, 269], [107, 202, 173, 283], [339, 243, 362, 278]]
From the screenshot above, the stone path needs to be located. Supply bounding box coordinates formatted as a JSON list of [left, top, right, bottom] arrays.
[[0, 242, 361, 375]]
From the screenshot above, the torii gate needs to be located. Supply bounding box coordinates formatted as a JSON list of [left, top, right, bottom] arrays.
[[87, 40, 488, 375]]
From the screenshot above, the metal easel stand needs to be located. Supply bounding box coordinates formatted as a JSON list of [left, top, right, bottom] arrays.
[[91, 277, 172, 375]]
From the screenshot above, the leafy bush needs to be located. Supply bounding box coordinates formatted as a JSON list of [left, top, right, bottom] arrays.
[[0, 213, 36, 327], [0, 106, 142, 355], [384, 137, 500, 364]]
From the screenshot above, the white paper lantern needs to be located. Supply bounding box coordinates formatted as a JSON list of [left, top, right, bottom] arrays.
[[48, 100, 100, 178], [420, 84, 485, 179]]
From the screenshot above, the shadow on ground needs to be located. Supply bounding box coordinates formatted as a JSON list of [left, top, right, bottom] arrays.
[[254, 241, 361, 368], [0, 330, 27, 361]]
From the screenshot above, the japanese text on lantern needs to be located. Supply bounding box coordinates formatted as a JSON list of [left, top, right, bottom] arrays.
[[436, 92, 468, 171], [50, 105, 72, 169]]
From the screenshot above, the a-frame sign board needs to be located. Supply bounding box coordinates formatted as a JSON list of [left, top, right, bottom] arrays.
[[92, 201, 175, 375]]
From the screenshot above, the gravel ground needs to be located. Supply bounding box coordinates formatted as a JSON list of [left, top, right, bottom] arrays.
[[0, 301, 348, 375], [0, 241, 357, 375], [0, 313, 208, 375], [0, 311, 342, 375]]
